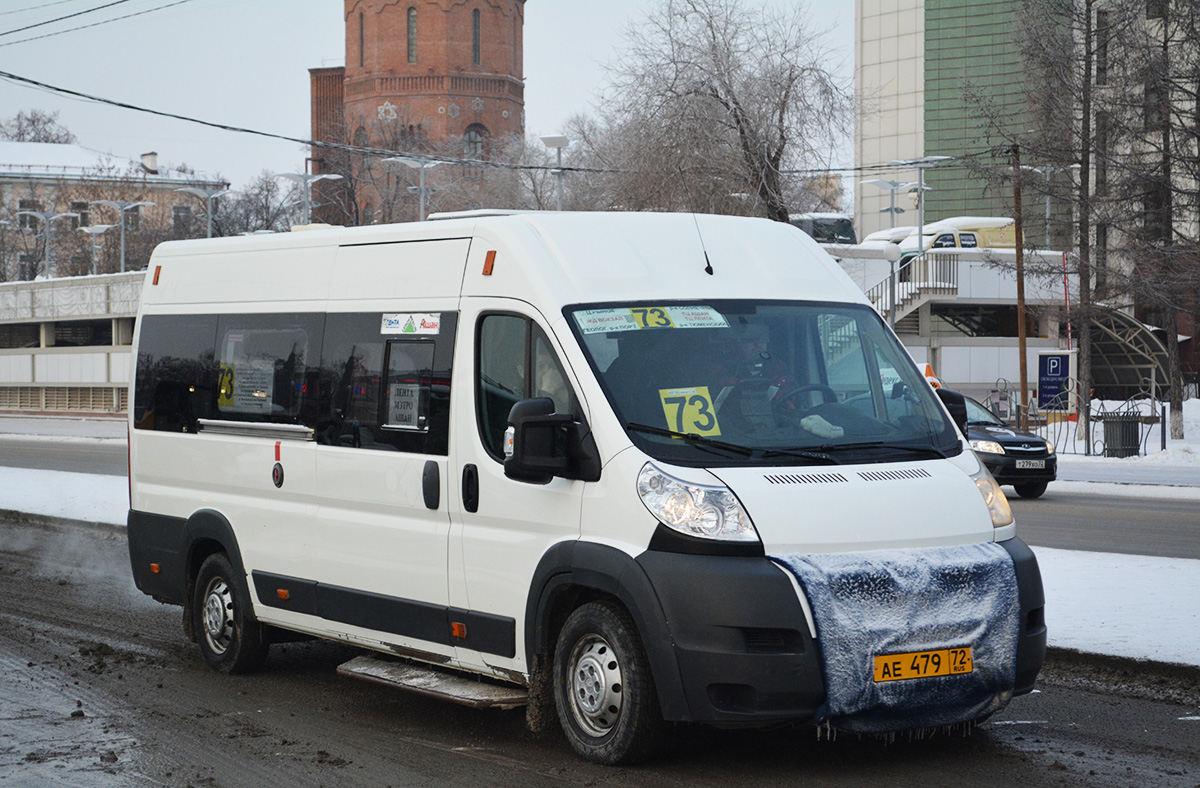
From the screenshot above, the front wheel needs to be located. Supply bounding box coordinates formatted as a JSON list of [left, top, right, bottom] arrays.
[[553, 601, 664, 765], [1013, 481, 1048, 499], [192, 553, 269, 674]]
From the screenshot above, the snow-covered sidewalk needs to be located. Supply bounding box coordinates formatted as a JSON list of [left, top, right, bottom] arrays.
[[0, 462, 1196, 669]]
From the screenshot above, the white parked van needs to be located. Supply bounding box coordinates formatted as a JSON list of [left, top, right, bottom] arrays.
[[127, 212, 1045, 764]]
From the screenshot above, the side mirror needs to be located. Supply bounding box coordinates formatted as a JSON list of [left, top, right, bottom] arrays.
[[935, 388, 968, 436], [504, 398, 602, 484]]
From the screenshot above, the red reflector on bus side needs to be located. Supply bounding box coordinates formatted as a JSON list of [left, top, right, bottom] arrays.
[[277, 589, 290, 601], [451, 622, 467, 639], [482, 250, 496, 276], [275, 441, 281, 462], [150, 563, 160, 574], [152, 265, 161, 285]]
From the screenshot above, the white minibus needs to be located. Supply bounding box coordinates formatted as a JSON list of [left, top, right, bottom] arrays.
[[127, 211, 1045, 764]]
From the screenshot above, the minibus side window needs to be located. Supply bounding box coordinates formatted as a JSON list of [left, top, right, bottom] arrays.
[[476, 314, 577, 460], [477, 314, 528, 458], [133, 314, 218, 432], [318, 312, 456, 455], [214, 313, 323, 425], [815, 312, 868, 405], [383, 340, 435, 432]]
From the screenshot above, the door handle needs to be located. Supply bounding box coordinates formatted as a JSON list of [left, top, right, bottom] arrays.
[[462, 463, 479, 513], [422, 460, 440, 510]]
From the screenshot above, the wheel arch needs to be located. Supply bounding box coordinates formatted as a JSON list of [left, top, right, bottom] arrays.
[[181, 509, 247, 642], [525, 540, 690, 720]]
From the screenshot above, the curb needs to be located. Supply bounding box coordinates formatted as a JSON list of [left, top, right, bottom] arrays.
[[1045, 646, 1200, 686], [0, 509, 126, 539]]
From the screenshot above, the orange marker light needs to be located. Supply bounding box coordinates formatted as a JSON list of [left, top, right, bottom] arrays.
[[276, 589, 290, 601], [152, 265, 161, 285], [451, 622, 467, 639], [150, 563, 160, 574], [482, 250, 496, 276]]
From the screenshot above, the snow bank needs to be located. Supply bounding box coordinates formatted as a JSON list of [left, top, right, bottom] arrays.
[[1033, 546, 1200, 667]]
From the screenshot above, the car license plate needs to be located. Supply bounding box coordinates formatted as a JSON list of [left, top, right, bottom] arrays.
[[873, 647, 973, 682], [1016, 459, 1045, 469]]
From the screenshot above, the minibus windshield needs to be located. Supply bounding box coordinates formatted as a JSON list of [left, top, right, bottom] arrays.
[[566, 301, 961, 467]]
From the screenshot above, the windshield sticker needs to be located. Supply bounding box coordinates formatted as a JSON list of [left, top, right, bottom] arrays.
[[575, 306, 728, 334], [382, 313, 440, 335], [659, 387, 721, 436]]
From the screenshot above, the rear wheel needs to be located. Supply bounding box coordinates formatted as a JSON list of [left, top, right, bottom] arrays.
[[193, 553, 268, 674], [1014, 481, 1048, 499], [553, 601, 664, 765]]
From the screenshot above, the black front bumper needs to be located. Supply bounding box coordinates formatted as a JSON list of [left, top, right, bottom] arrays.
[[635, 537, 1046, 725], [982, 452, 1058, 487]]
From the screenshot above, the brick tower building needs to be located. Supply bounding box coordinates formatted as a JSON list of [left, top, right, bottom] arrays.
[[309, 0, 525, 222]]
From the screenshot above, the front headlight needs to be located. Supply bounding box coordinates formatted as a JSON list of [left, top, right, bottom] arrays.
[[1046, 440, 1055, 455], [637, 463, 759, 542], [970, 439, 1006, 455], [969, 463, 1013, 527]]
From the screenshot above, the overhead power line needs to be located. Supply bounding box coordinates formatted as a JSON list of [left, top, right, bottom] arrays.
[[0, 0, 82, 19], [0, 0, 197, 47], [0, 0, 132, 37], [0, 67, 1003, 179], [0, 66, 621, 173]]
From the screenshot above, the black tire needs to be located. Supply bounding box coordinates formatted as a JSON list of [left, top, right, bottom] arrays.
[[553, 600, 664, 765], [192, 553, 268, 674], [1014, 481, 1048, 499]]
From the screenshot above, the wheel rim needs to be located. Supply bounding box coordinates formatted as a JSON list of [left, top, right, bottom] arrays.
[[201, 576, 235, 656], [566, 633, 624, 738]]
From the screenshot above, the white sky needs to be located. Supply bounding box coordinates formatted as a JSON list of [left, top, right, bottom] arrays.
[[0, 0, 855, 190]]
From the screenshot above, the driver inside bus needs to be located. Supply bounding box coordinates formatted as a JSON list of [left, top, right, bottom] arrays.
[[711, 322, 794, 405]]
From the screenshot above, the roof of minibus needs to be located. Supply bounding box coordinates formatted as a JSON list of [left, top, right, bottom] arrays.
[[145, 211, 869, 309]]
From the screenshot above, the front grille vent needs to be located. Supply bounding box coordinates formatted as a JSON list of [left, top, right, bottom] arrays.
[[763, 473, 849, 485], [857, 468, 933, 482], [1004, 444, 1047, 454]]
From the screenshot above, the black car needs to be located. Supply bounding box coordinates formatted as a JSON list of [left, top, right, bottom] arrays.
[[965, 396, 1056, 499]]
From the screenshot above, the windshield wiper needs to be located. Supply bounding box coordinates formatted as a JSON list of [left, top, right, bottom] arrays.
[[625, 422, 755, 457], [806, 440, 951, 460], [758, 447, 840, 464]]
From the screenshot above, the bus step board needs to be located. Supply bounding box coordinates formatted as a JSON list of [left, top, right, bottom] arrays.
[[337, 655, 528, 710]]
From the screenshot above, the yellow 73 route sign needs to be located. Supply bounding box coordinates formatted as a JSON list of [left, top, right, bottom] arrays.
[[658, 387, 721, 436]]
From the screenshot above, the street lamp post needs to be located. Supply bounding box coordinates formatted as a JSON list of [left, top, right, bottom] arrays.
[[540, 136, 570, 211], [1020, 164, 1081, 249], [889, 156, 953, 247], [862, 179, 919, 229], [384, 157, 441, 221], [176, 187, 230, 238], [78, 224, 115, 275], [16, 210, 79, 278], [93, 200, 155, 273], [278, 173, 343, 226]]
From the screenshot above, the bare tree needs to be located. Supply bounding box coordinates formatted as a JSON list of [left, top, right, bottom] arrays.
[[999, 0, 1199, 438], [0, 109, 77, 144], [590, 0, 851, 222], [212, 172, 302, 236]]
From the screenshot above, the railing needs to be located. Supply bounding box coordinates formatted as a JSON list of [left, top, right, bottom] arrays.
[[986, 376, 1183, 457], [0, 271, 143, 323], [865, 251, 960, 324]]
